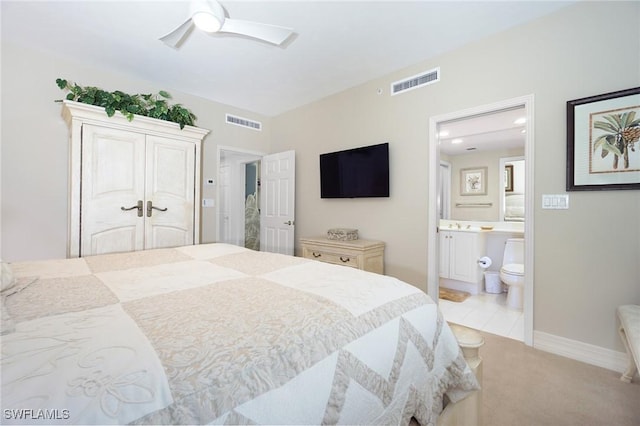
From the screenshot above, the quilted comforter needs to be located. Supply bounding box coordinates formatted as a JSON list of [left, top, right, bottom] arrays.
[[1, 243, 478, 425]]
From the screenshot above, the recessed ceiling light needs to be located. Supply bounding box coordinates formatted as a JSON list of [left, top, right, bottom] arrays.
[[514, 117, 527, 125], [439, 130, 450, 137], [452, 138, 463, 144]]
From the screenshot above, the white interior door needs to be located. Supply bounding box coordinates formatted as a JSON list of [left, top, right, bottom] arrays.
[[81, 125, 145, 255], [260, 150, 295, 255], [145, 135, 196, 249]]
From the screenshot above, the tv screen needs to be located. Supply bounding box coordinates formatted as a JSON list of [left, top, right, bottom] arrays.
[[320, 143, 389, 198]]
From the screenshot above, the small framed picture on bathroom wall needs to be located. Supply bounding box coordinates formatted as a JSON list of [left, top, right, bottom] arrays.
[[566, 86, 640, 191], [460, 167, 487, 195], [505, 165, 514, 192]]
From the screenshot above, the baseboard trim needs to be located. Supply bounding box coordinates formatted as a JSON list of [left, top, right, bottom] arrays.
[[533, 331, 628, 373]]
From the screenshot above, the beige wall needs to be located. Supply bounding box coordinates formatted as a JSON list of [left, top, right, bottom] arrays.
[[1, 42, 271, 261], [448, 147, 524, 221], [271, 1, 640, 352]]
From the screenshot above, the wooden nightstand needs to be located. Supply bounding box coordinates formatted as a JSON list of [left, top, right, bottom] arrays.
[[299, 237, 385, 274]]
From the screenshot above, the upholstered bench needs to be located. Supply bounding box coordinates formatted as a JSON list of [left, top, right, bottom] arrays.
[[617, 305, 640, 383]]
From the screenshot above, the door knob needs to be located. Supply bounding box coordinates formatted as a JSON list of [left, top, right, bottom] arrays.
[[283, 220, 295, 225], [147, 201, 168, 217], [121, 200, 143, 217]]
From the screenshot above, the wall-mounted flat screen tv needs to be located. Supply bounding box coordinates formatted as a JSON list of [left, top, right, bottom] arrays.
[[320, 143, 389, 198]]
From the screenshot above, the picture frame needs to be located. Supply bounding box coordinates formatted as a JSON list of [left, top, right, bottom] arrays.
[[505, 164, 514, 192], [566, 87, 640, 191], [460, 167, 487, 196]]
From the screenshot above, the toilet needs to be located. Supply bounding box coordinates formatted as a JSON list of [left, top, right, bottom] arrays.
[[500, 238, 525, 310]]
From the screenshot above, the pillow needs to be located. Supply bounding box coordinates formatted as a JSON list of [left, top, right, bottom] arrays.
[[1, 261, 16, 292]]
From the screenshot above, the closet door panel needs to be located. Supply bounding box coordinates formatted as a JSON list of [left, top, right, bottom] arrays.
[[81, 125, 145, 255], [64, 100, 207, 257], [145, 135, 196, 249]]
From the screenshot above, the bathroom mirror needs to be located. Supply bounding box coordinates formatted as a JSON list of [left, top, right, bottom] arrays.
[[438, 107, 526, 223]]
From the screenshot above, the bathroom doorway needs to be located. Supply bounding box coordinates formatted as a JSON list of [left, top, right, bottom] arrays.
[[427, 95, 535, 346]]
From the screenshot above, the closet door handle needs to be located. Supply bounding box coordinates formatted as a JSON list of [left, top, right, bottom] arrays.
[[121, 200, 143, 217], [146, 201, 168, 217]]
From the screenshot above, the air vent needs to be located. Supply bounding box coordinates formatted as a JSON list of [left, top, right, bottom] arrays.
[[391, 67, 440, 96], [225, 114, 262, 131]]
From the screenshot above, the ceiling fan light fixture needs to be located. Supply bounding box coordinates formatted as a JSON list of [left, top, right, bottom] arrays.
[[193, 11, 222, 33], [161, 0, 294, 48]]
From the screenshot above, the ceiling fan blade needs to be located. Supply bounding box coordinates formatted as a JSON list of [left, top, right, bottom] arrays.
[[220, 19, 294, 45], [160, 17, 194, 48]]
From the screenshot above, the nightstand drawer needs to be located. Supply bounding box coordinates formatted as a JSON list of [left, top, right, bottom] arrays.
[[303, 248, 361, 268], [299, 237, 385, 274]]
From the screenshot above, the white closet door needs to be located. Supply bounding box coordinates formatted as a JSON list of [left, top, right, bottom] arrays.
[[81, 125, 145, 256], [144, 135, 196, 249]]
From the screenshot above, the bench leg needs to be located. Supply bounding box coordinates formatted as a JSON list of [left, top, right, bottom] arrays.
[[618, 325, 637, 383]]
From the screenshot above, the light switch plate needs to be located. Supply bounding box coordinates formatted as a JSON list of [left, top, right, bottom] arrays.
[[542, 194, 569, 209]]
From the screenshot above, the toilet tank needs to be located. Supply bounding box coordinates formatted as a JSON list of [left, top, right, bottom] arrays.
[[503, 238, 524, 265]]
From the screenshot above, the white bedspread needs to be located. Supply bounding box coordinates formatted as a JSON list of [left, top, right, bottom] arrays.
[[2, 244, 478, 425]]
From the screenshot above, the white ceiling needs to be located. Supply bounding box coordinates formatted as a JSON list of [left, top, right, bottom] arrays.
[[2, 1, 572, 117], [438, 107, 527, 156]]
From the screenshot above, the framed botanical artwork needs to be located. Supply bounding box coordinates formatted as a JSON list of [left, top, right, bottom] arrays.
[[460, 167, 487, 195], [567, 87, 640, 191], [505, 164, 514, 192]]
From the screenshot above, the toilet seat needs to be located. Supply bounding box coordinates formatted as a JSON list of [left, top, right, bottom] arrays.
[[501, 263, 524, 276]]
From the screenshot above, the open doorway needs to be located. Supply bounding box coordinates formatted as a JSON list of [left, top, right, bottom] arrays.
[[216, 146, 296, 255], [244, 161, 261, 250], [428, 95, 535, 346], [217, 147, 264, 249]]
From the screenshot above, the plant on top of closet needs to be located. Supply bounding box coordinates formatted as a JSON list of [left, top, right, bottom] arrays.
[[55, 78, 197, 129]]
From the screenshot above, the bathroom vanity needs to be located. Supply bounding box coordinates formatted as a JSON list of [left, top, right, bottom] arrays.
[[439, 229, 487, 287], [439, 220, 524, 294]]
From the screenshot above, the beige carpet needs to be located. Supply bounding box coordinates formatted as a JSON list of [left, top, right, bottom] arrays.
[[478, 331, 640, 426]]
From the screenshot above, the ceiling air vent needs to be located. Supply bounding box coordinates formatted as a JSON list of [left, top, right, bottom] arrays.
[[391, 67, 440, 96], [226, 114, 262, 131]]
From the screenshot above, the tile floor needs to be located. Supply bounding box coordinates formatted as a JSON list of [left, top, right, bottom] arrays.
[[439, 291, 524, 341]]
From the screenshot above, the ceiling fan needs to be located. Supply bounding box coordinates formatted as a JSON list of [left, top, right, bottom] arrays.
[[160, 0, 294, 48]]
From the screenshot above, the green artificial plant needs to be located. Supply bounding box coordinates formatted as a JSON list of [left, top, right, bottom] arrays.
[[56, 78, 197, 129]]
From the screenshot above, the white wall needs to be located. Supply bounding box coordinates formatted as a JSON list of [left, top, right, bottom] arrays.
[[270, 1, 640, 353], [0, 42, 271, 261]]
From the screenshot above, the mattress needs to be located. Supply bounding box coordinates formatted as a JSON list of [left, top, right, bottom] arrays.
[[1, 243, 478, 425]]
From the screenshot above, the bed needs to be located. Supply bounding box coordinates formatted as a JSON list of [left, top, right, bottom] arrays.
[[1, 243, 479, 425]]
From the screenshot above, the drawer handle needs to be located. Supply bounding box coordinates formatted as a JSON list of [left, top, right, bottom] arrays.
[[340, 256, 350, 263], [312, 252, 322, 258]]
